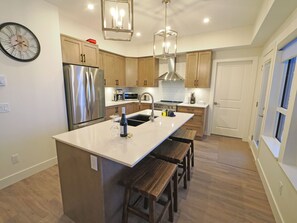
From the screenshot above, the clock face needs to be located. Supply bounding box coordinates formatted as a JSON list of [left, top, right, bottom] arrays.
[[0, 22, 40, 62]]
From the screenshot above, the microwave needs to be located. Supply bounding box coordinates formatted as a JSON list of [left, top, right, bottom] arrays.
[[124, 92, 138, 100]]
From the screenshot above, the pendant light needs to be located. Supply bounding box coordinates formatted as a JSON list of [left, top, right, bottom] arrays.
[[101, 0, 134, 41], [153, 0, 178, 59]]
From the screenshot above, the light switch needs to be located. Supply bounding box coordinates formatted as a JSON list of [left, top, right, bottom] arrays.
[[0, 75, 6, 86], [90, 155, 98, 171], [0, 103, 10, 113]]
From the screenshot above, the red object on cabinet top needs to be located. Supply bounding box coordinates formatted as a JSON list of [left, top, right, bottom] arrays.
[[86, 39, 96, 44]]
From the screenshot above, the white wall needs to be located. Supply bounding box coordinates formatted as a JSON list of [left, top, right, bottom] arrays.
[[248, 7, 297, 223], [0, 0, 67, 189]]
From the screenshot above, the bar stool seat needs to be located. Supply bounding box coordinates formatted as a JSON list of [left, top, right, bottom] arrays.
[[170, 128, 196, 180], [122, 157, 177, 223], [151, 140, 190, 212]]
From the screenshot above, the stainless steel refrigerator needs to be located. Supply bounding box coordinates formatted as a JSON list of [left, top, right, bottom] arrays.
[[63, 64, 105, 130]]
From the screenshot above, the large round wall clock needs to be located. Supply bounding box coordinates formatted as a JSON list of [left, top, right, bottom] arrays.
[[0, 22, 41, 62]]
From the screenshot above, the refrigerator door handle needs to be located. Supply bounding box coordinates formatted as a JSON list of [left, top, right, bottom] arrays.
[[85, 71, 91, 116], [89, 71, 96, 117]]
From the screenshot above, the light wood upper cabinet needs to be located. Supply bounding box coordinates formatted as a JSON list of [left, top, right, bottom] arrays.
[[125, 58, 138, 87], [98, 51, 104, 69], [102, 52, 125, 87], [185, 51, 212, 88], [61, 34, 99, 67], [138, 57, 159, 87]]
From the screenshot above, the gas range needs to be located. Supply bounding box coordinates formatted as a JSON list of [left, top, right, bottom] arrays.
[[154, 100, 183, 112]]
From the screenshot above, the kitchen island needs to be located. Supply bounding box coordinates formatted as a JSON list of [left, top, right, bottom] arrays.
[[53, 110, 193, 223]]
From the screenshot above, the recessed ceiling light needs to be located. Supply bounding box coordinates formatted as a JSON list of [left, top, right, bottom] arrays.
[[87, 3, 94, 10], [136, 32, 141, 37], [203, 17, 210, 24]]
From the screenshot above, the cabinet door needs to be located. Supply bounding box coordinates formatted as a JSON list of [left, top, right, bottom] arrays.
[[140, 103, 151, 110], [146, 57, 158, 87], [125, 58, 138, 87], [138, 58, 147, 87], [61, 36, 82, 65], [125, 103, 134, 114], [138, 57, 158, 87], [114, 55, 125, 86], [82, 42, 99, 67], [102, 52, 115, 87], [185, 53, 198, 88], [98, 51, 104, 69], [197, 51, 212, 88]]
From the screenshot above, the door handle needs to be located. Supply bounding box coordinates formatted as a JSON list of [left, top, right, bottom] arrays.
[[258, 114, 264, 118], [214, 102, 220, 105]]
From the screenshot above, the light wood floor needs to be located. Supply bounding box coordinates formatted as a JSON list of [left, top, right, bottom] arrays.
[[0, 135, 276, 223]]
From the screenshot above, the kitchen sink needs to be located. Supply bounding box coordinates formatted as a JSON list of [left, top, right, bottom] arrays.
[[117, 114, 158, 127], [128, 114, 157, 122]]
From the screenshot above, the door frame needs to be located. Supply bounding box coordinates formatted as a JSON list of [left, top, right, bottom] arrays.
[[208, 57, 258, 141]]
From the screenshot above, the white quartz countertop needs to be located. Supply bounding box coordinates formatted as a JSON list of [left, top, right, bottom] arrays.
[[178, 103, 209, 108], [106, 100, 152, 107], [53, 110, 193, 167]]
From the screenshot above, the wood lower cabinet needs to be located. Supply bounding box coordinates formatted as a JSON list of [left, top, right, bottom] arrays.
[[61, 34, 99, 67], [105, 103, 141, 120], [139, 103, 151, 111], [185, 51, 212, 88], [138, 57, 159, 87], [102, 52, 125, 87], [177, 106, 208, 138]]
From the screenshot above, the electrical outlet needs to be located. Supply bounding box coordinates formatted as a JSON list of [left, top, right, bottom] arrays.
[[0, 103, 10, 113], [0, 75, 6, 86], [90, 155, 98, 171], [11, 153, 19, 164], [279, 181, 284, 195]]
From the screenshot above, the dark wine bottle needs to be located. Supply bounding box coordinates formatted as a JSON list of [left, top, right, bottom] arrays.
[[120, 107, 128, 137]]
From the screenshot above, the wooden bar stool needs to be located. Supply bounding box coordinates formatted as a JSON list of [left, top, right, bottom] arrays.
[[151, 140, 190, 212], [122, 157, 177, 223], [170, 128, 196, 181]]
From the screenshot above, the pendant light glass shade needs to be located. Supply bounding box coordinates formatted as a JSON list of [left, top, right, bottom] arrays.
[[101, 0, 134, 41], [153, 0, 177, 59]]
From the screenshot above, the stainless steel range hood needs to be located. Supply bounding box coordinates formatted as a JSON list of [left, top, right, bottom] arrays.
[[157, 57, 184, 81]]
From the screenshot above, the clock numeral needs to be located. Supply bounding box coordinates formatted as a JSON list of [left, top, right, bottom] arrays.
[[6, 26, 15, 36], [0, 30, 11, 39]]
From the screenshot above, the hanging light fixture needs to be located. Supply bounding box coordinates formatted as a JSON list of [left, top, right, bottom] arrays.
[[101, 0, 134, 41], [153, 0, 177, 59]]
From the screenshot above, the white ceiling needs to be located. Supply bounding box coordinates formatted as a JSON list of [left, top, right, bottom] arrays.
[[45, 0, 265, 44], [45, 0, 297, 49]]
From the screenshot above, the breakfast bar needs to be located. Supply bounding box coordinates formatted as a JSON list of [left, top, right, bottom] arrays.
[[53, 110, 193, 223]]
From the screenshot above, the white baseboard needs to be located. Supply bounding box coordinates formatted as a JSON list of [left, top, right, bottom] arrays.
[[255, 158, 284, 223], [0, 157, 57, 190]]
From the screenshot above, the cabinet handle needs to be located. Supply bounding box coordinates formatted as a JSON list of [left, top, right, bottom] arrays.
[[144, 80, 147, 86], [196, 79, 199, 86], [80, 54, 83, 62], [104, 79, 106, 86], [83, 54, 86, 63], [115, 80, 119, 85], [136, 80, 138, 86]]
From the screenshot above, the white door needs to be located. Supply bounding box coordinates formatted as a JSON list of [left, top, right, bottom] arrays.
[[253, 61, 270, 146], [212, 61, 253, 138]]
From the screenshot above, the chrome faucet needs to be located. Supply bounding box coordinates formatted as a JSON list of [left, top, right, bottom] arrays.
[[139, 92, 155, 122]]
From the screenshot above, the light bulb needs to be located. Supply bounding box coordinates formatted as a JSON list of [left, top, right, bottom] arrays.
[[203, 17, 210, 24], [119, 9, 125, 17], [110, 7, 116, 16], [87, 4, 94, 10]]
